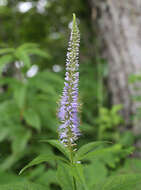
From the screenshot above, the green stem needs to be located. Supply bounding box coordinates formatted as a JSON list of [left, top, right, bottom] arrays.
[[69, 148, 77, 190], [73, 176, 77, 190]]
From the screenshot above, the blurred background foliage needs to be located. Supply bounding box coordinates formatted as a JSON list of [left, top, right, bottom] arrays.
[[0, 0, 139, 189]]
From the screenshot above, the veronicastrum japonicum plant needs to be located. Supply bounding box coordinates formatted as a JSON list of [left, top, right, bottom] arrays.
[[58, 13, 80, 153], [20, 14, 134, 190]]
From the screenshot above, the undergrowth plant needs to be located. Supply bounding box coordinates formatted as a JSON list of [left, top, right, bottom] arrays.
[[0, 41, 64, 172], [18, 14, 141, 190]]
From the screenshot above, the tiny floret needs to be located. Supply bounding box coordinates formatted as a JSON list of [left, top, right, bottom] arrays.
[[58, 14, 80, 149]]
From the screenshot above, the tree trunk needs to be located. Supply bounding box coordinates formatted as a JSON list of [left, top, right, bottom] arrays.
[[89, 0, 141, 134]]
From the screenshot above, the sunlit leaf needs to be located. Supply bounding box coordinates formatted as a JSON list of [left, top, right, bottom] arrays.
[[0, 48, 14, 55]]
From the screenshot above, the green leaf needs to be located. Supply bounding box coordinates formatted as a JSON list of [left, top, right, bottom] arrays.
[[23, 108, 41, 131], [12, 130, 31, 153], [57, 162, 73, 190], [44, 140, 71, 160], [0, 128, 9, 142], [72, 163, 89, 190], [119, 131, 135, 146], [26, 48, 51, 59], [15, 50, 31, 68], [0, 171, 24, 185], [1, 155, 19, 171], [37, 168, 59, 188], [76, 144, 121, 161], [94, 174, 141, 190], [0, 48, 15, 55], [120, 158, 141, 174], [18, 43, 39, 50], [84, 159, 107, 188], [0, 182, 48, 190], [14, 83, 27, 109], [111, 104, 123, 114], [19, 154, 68, 174], [75, 141, 107, 161], [0, 54, 14, 73]]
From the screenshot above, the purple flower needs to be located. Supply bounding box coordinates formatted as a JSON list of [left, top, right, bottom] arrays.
[[58, 14, 81, 148]]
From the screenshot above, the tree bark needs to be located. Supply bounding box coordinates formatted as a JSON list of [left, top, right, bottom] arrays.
[[89, 0, 141, 134]]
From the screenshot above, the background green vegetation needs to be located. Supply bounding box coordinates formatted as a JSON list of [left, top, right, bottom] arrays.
[[0, 0, 140, 189]]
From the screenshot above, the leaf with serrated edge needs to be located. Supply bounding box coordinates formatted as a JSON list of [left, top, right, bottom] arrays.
[[75, 141, 109, 161], [19, 154, 68, 175], [75, 145, 121, 161]]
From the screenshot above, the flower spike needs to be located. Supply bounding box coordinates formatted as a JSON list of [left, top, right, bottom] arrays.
[[58, 14, 80, 149]]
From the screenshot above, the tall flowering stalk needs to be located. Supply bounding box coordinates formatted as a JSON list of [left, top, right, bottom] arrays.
[[20, 13, 116, 190], [58, 14, 80, 151]]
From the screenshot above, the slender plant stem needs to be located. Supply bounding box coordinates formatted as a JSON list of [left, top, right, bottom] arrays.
[[69, 147, 77, 190], [73, 176, 77, 190]]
